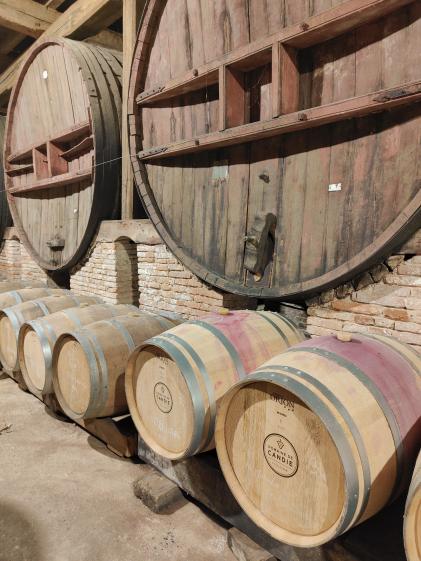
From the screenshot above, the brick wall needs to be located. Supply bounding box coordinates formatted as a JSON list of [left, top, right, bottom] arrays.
[[0, 239, 21, 280], [20, 245, 52, 285], [0, 226, 256, 316], [137, 244, 256, 319], [306, 254, 421, 352], [70, 239, 139, 305], [0, 234, 54, 285]]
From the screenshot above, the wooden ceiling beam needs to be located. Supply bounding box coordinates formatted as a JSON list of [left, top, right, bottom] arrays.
[[44, 0, 67, 8], [0, 0, 122, 102], [0, 0, 57, 37]]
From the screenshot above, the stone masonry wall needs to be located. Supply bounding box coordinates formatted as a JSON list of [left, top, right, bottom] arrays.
[[306, 254, 421, 353], [137, 244, 256, 319]]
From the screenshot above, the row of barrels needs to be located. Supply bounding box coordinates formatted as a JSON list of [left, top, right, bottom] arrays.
[[0, 284, 418, 555], [125, 315, 420, 553]]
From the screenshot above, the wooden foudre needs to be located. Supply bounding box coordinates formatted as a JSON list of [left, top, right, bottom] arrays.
[[129, 0, 421, 300], [0, 293, 101, 373], [18, 303, 139, 398], [125, 310, 303, 460], [4, 37, 122, 271], [52, 313, 179, 420], [215, 333, 421, 547], [405, 451, 421, 561]]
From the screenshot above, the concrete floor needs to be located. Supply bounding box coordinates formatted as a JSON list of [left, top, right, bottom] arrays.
[[0, 375, 236, 561]]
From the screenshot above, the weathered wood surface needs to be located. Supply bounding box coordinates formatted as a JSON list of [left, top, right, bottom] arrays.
[[137, 438, 407, 561], [0, 0, 57, 37], [215, 333, 421, 547], [121, 0, 145, 219], [0, 116, 12, 241], [129, 0, 421, 299], [4, 38, 122, 271]]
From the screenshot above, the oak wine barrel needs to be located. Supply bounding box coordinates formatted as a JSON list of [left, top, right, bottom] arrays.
[[0, 116, 12, 239], [125, 310, 303, 459], [52, 313, 180, 420], [0, 293, 101, 372], [405, 451, 421, 561], [215, 333, 421, 547], [19, 303, 139, 398], [4, 37, 122, 270], [0, 282, 49, 300], [129, 0, 421, 299]]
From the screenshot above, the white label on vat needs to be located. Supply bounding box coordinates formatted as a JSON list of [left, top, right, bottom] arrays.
[[328, 183, 342, 192]]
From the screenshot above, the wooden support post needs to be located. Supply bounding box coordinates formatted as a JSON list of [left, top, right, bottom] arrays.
[[218, 66, 226, 131], [225, 66, 248, 128], [272, 43, 299, 118], [122, 0, 144, 219]]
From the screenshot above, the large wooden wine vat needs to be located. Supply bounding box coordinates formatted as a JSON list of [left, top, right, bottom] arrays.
[[405, 451, 421, 561], [128, 0, 421, 299], [125, 310, 303, 459], [0, 116, 12, 239], [4, 38, 122, 271], [215, 333, 421, 547]]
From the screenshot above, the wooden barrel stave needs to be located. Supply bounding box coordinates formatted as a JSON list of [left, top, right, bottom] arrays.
[[294, 335, 421, 493], [0, 286, 64, 309], [405, 451, 421, 561], [0, 293, 101, 372], [18, 303, 138, 397], [125, 310, 304, 459], [52, 313, 179, 420], [4, 38, 122, 270], [215, 334, 421, 547]]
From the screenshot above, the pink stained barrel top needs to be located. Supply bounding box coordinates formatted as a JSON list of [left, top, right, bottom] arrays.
[[292, 335, 421, 478], [200, 311, 292, 376]]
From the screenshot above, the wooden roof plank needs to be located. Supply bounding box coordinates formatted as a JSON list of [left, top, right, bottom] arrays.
[[0, 0, 57, 38]]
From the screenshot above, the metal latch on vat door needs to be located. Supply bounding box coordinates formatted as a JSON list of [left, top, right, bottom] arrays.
[[46, 235, 65, 250], [244, 212, 277, 281]]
